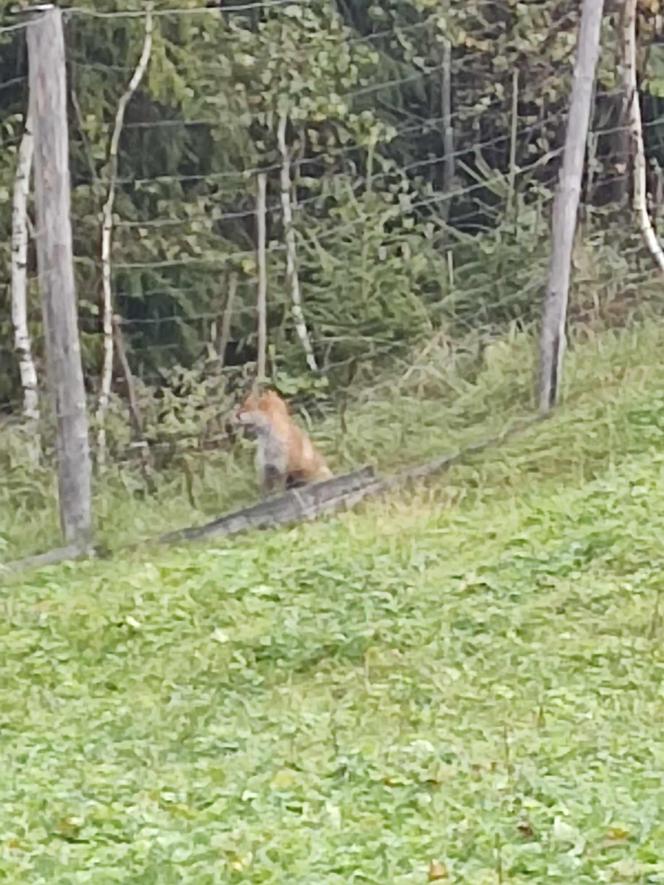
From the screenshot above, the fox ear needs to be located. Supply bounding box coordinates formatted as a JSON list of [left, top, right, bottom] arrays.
[[265, 385, 285, 401]]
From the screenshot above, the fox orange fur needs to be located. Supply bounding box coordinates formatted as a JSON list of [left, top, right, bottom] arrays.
[[235, 389, 332, 495]]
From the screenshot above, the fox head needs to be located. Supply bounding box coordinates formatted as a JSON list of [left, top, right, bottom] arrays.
[[234, 388, 288, 431]]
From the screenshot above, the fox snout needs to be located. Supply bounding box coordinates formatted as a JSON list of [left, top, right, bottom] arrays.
[[233, 412, 254, 434], [233, 404, 265, 434]]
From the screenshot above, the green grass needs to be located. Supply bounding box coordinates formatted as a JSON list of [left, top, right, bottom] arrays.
[[2, 323, 664, 881], [0, 320, 658, 559]]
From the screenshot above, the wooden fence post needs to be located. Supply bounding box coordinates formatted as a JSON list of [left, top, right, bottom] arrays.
[[538, 0, 604, 413], [27, 6, 93, 548]]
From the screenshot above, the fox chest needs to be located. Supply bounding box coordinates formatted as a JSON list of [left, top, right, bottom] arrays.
[[255, 430, 288, 474]]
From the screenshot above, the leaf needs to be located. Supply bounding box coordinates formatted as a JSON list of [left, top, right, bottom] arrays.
[[517, 820, 536, 840], [428, 860, 449, 880], [211, 627, 230, 643], [271, 768, 297, 789], [552, 817, 581, 847], [605, 825, 630, 842]]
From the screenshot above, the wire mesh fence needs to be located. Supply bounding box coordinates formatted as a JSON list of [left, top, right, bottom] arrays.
[[0, 1, 661, 523]]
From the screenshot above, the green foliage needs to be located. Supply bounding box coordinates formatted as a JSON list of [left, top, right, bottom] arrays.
[[644, 43, 664, 98], [297, 186, 440, 368], [0, 0, 661, 462], [3, 323, 664, 880], [0, 0, 623, 409]]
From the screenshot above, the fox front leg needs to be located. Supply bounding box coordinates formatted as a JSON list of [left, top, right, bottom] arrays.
[[260, 464, 284, 498]]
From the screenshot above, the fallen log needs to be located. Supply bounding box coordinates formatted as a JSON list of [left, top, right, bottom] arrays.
[[0, 543, 95, 577], [2, 414, 544, 575], [158, 465, 378, 544], [159, 414, 543, 546]]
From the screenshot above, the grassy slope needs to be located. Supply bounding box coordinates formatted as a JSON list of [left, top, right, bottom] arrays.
[[2, 325, 664, 882]]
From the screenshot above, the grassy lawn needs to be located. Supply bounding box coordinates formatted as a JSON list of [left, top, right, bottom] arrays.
[[2, 324, 664, 881]]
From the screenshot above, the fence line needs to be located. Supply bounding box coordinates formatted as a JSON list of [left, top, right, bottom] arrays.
[[68, 0, 317, 19], [1, 0, 660, 549]]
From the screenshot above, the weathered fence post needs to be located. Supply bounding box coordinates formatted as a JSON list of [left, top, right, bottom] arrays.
[[538, 0, 604, 413], [27, 5, 93, 548]]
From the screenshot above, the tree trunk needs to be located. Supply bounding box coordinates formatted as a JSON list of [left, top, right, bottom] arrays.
[[217, 271, 238, 370], [96, 8, 153, 469], [277, 112, 318, 372], [507, 67, 519, 220], [623, 0, 664, 271], [11, 101, 40, 436], [112, 314, 154, 492]]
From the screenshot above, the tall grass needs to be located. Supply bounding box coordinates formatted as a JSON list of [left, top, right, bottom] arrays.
[[2, 319, 664, 561]]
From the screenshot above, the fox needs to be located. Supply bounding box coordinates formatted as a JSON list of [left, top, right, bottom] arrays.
[[234, 388, 333, 496]]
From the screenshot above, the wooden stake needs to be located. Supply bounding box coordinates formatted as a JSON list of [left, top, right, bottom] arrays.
[[538, 0, 604, 413], [27, 6, 93, 547]]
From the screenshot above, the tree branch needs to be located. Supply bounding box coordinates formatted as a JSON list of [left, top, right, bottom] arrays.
[[277, 111, 318, 372]]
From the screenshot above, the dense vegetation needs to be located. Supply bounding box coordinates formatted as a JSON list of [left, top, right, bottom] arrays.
[[0, 0, 662, 446]]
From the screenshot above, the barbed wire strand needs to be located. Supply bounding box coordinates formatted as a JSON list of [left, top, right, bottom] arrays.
[[2, 225, 650, 361], [64, 0, 533, 21], [109, 87, 621, 190], [111, 105, 622, 231], [6, 204, 646, 350], [68, 0, 314, 20], [108, 117, 637, 272], [0, 4, 656, 470]]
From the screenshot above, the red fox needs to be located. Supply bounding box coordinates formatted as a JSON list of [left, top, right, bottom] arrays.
[[234, 389, 332, 495]]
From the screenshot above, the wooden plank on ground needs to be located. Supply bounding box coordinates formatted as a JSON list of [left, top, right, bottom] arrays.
[[2, 415, 544, 575], [159, 466, 378, 544]]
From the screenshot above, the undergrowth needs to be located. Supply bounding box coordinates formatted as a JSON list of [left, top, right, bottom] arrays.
[[1, 320, 664, 880], [2, 318, 662, 560]]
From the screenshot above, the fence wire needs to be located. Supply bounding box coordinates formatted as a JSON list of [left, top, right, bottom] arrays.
[[0, 1, 660, 483]]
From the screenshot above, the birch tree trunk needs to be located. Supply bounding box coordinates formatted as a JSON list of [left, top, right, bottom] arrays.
[[623, 0, 664, 271], [96, 8, 153, 469], [440, 38, 454, 222], [277, 112, 318, 372], [11, 103, 40, 434], [507, 67, 519, 219], [256, 174, 268, 384]]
